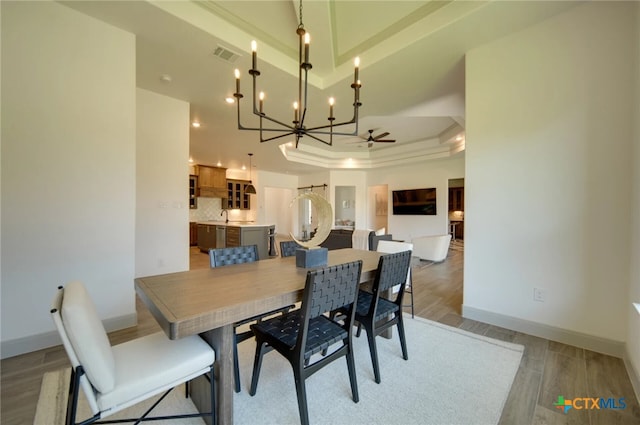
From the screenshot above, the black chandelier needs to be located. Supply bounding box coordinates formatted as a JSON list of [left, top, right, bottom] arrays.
[[232, 0, 362, 148]]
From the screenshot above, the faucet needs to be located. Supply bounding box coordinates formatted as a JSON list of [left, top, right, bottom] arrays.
[[220, 209, 229, 223]]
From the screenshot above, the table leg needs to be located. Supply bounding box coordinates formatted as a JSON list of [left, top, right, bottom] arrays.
[[194, 324, 235, 425]]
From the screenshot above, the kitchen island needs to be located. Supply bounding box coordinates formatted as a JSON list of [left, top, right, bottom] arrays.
[[196, 221, 275, 260]]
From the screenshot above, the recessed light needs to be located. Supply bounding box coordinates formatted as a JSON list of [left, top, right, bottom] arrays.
[[217, 161, 222, 167], [225, 97, 235, 104], [160, 74, 172, 83], [191, 122, 201, 128]]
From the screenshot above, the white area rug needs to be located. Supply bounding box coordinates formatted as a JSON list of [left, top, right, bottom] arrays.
[[35, 316, 523, 425]]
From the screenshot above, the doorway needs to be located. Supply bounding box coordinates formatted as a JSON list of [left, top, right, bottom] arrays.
[[447, 178, 464, 242], [367, 184, 388, 232]]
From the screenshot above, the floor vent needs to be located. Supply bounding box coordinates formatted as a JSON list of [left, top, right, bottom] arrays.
[[213, 46, 240, 63]]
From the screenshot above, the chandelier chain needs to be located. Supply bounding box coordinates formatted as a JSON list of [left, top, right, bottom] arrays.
[[298, 0, 304, 29]]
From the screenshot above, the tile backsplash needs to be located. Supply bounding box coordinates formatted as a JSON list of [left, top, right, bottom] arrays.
[[189, 197, 256, 222]]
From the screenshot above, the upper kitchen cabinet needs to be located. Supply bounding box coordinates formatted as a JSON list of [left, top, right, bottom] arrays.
[[448, 187, 464, 212], [194, 164, 226, 198], [225, 179, 251, 210], [189, 175, 198, 209]]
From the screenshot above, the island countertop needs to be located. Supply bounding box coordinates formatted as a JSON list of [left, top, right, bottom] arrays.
[[196, 221, 274, 228]]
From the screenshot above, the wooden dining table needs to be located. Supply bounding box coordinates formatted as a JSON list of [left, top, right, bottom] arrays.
[[134, 248, 384, 425]]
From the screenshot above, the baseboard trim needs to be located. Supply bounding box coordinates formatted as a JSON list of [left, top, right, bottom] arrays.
[[623, 348, 640, 405], [462, 305, 625, 358], [0, 313, 137, 359]]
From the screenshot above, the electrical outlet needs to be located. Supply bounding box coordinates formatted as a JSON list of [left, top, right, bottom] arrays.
[[533, 288, 545, 302]]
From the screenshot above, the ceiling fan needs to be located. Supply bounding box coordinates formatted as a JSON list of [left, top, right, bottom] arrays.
[[352, 129, 396, 147]]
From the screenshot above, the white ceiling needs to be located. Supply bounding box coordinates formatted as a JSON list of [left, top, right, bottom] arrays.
[[60, 0, 583, 175]]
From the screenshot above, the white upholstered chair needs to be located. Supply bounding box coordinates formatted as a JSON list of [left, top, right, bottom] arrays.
[[50, 281, 216, 425], [377, 240, 415, 318], [411, 234, 451, 262]]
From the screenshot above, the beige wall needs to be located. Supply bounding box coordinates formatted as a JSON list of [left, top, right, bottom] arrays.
[[135, 89, 190, 277], [1, 1, 136, 356], [465, 1, 636, 349], [627, 0, 640, 396]]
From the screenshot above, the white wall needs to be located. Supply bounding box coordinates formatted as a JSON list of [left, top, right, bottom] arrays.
[[1, 2, 136, 357], [464, 1, 635, 347], [627, 0, 640, 395], [255, 170, 298, 236], [367, 158, 464, 242], [135, 89, 190, 277]]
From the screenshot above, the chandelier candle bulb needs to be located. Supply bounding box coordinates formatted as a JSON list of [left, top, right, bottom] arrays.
[[329, 97, 334, 119], [354, 57, 360, 85], [294, 101, 299, 122], [259, 92, 264, 113], [234, 69, 240, 94], [304, 33, 310, 63], [251, 40, 257, 70]]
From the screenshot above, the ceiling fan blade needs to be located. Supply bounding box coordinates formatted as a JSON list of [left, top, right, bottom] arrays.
[[373, 132, 390, 140], [374, 139, 396, 143]]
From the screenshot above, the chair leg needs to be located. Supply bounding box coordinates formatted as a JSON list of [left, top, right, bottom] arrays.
[[249, 340, 267, 396], [345, 346, 360, 403], [396, 313, 409, 361], [233, 339, 241, 393], [209, 365, 217, 425], [66, 367, 81, 425], [409, 273, 415, 318], [292, 366, 310, 425], [364, 324, 382, 384]]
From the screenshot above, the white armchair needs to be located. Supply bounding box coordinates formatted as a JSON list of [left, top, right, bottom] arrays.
[[50, 281, 216, 425], [411, 234, 452, 262]]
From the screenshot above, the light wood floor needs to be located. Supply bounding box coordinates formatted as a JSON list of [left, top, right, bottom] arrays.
[[2, 243, 639, 425]]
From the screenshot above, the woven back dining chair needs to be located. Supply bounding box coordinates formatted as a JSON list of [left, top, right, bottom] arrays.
[[209, 244, 258, 267], [248, 260, 363, 425], [50, 281, 215, 425], [279, 240, 302, 257], [336, 250, 412, 384], [209, 244, 292, 393], [376, 240, 415, 318]]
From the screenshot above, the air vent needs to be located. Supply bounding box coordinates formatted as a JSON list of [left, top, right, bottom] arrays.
[[213, 45, 240, 63]]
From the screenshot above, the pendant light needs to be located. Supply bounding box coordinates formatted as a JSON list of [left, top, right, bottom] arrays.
[[245, 153, 257, 194]]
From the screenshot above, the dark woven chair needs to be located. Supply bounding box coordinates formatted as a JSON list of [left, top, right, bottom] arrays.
[[209, 245, 259, 268], [377, 240, 415, 318], [279, 240, 302, 257], [335, 250, 412, 384], [209, 245, 291, 393], [249, 261, 362, 425]]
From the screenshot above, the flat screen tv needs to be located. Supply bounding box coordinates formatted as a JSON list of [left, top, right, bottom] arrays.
[[392, 188, 437, 215]]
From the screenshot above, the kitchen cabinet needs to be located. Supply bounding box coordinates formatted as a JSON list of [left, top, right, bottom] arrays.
[[194, 164, 227, 198], [189, 175, 198, 209], [224, 179, 251, 210], [226, 226, 240, 247], [241, 226, 271, 259], [197, 224, 216, 252], [448, 187, 464, 212], [198, 222, 272, 259], [225, 225, 269, 259], [190, 222, 198, 246]]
